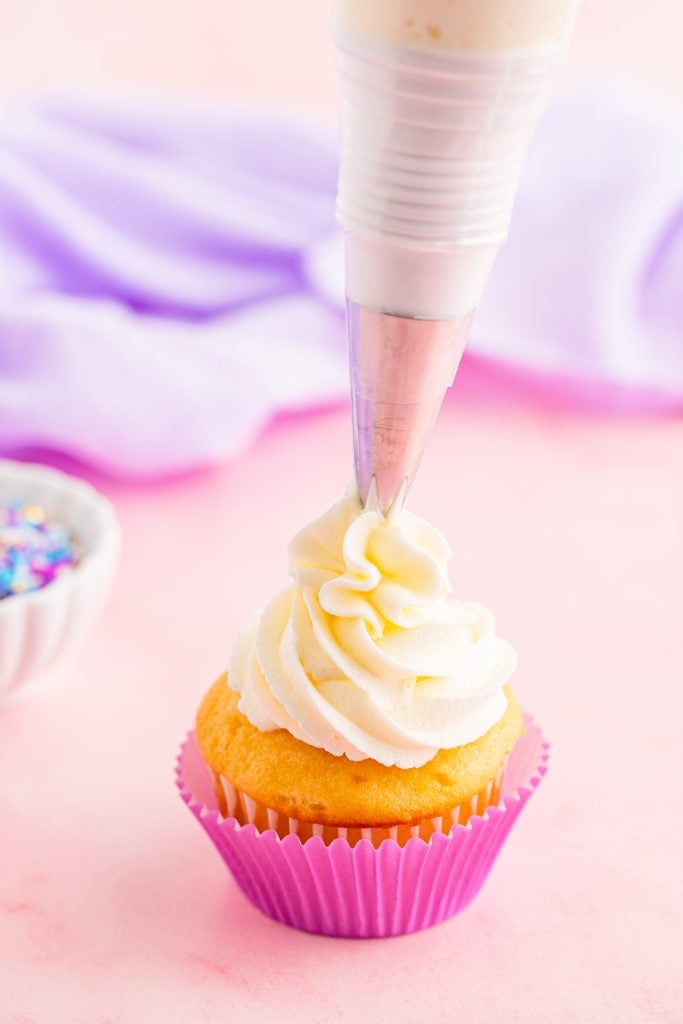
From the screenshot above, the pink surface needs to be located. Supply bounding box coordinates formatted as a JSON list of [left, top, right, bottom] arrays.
[[1, 382, 681, 1022], [177, 722, 547, 938]]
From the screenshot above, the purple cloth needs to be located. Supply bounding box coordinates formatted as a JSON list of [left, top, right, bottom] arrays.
[[0, 90, 681, 477]]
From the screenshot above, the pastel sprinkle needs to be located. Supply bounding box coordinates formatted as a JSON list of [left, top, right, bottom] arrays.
[[0, 501, 81, 599]]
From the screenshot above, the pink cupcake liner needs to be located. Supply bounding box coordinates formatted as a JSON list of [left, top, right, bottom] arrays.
[[176, 717, 548, 938], [213, 762, 508, 846]]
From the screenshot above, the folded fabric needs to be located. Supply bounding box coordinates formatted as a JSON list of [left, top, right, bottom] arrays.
[[0, 90, 680, 477]]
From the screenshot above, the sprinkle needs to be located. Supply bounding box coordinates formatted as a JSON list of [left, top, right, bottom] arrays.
[[23, 504, 46, 526], [0, 502, 82, 600]]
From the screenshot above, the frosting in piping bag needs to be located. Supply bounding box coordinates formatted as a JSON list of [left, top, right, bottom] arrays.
[[229, 487, 516, 768]]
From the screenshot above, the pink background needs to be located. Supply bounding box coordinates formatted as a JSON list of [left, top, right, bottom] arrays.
[[2, 0, 683, 112], [1, 3, 682, 1023]]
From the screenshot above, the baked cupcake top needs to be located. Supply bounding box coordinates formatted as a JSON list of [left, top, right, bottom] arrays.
[[229, 487, 516, 769]]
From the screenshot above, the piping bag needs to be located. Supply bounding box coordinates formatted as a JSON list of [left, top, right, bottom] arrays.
[[332, 0, 581, 511]]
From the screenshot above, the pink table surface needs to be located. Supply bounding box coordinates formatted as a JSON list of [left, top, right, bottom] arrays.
[[1, 369, 681, 1023]]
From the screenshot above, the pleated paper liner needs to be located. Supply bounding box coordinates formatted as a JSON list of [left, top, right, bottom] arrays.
[[176, 717, 548, 938], [213, 763, 507, 847]]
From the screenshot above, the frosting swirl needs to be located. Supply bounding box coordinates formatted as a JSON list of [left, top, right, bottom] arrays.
[[229, 488, 516, 768]]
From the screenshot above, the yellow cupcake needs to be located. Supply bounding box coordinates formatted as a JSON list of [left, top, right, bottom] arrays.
[[195, 489, 524, 846], [197, 674, 523, 842]]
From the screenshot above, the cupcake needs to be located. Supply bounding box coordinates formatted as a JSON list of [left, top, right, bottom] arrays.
[[178, 487, 548, 937]]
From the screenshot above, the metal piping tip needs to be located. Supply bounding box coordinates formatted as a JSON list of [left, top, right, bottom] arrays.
[[363, 474, 408, 519], [348, 300, 474, 513]]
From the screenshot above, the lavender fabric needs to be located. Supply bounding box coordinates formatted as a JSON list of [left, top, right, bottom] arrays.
[[0, 90, 680, 477]]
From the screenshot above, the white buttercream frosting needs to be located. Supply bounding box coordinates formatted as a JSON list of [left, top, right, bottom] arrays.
[[229, 488, 516, 768], [333, 0, 580, 54]]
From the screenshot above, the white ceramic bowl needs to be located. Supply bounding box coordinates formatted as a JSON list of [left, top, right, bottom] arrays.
[[0, 459, 120, 703]]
